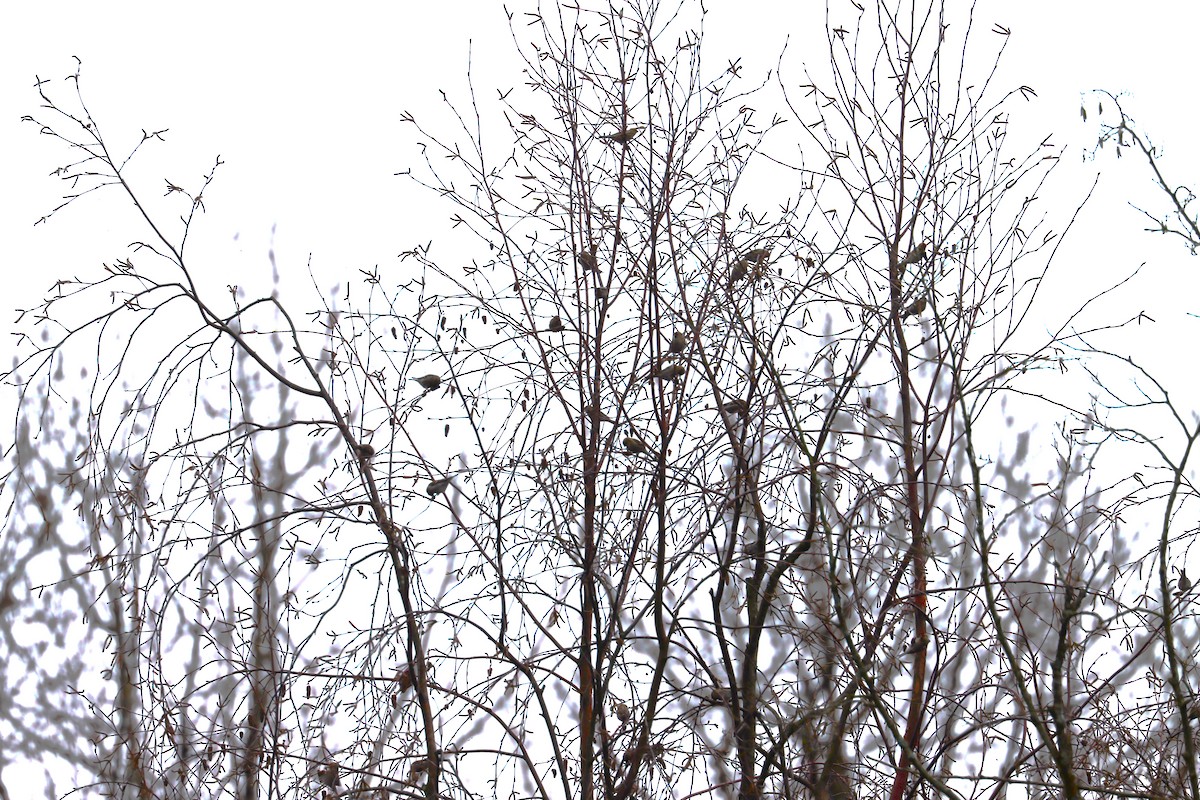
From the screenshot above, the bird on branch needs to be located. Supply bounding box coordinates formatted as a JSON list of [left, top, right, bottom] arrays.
[[899, 241, 928, 266], [601, 125, 642, 144]]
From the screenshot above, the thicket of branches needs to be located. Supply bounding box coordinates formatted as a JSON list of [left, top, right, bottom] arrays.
[[4, 2, 1199, 800]]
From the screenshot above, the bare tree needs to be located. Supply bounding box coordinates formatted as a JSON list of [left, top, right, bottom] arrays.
[[4, 3, 1190, 800]]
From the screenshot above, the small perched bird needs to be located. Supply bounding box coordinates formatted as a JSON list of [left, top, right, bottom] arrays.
[[740, 247, 772, 264], [622, 436, 649, 455], [901, 296, 927, 319], [426, 478, 451, 497], [413, 374, 442, 391], [548, 315, 565, 332], [614, 701, 631, 723], [595, 286, 610, 301], [585, 404, 615, 423], [1180, 569, 1192, 595], [669, 330, 687, 354], [355, 442, 375, 460], [601, 125, 642, 144], [899, 241, 928, 266], [652, 362, 687, 381], [721, 398, 748, 416], [316, 761, 340, 789], [408, 758, 432, 783], [730, 261, 749, 282], [578, 251, 599, 271], [902, 635, 930, 656]]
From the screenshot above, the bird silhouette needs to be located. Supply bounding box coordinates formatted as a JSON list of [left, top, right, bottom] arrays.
[[601, 125, 642, 144], [901, 297, 927, 319], [669, 330, 687, 354], [899, 241, 928, 266], [623, 436, 649, 455]]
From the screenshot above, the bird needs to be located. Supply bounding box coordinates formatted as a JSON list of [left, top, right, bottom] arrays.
[[601, 125, 642, 144], [595, 286, 610, 301], [408, 758, 432, 783], [651, 362, 686, 381], [622, 436, 649, 455], [899, 241, 928, 266], [548, 315, 565, 332], [901, 297, 927, 319], [316, 761, 341, 789], [669, 330, 687, 354], [708, 686, 732, 705], [578, 251, 599, 271], [355, 442, 375, 460], [1180, 569, 1192, 594], [426, 478, 451, 497], [413, 374, 442, 391], [730, 260, 749, 282], [614, 701, 631, 723], [585, 404, 615, 423], [740, 247, 772, 264], [901, 635, 929, 656], [721, 398, 748, 416]]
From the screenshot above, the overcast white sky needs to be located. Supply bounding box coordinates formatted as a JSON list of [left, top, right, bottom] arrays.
[[1, 2, 1198, 792], [1, 1, 1198, 421]]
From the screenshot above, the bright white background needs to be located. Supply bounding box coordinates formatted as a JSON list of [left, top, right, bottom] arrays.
[[1, 0, 1198, 790], [2, 2, 1199, 350]]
